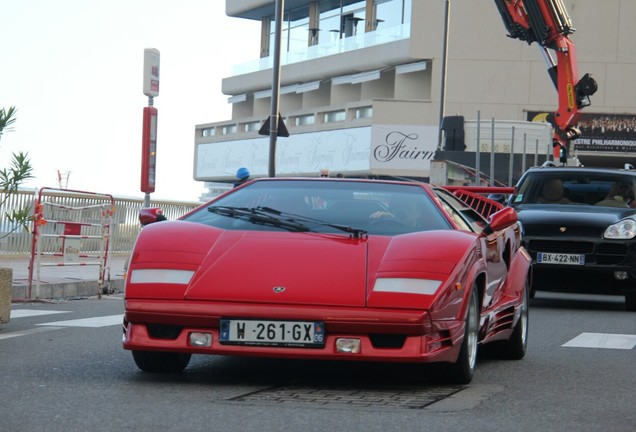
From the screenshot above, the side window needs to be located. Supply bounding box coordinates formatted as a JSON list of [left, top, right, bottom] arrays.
[[438, 200, 473, 231], [434, 189, 487, 232], [512, 174, 541, 204]]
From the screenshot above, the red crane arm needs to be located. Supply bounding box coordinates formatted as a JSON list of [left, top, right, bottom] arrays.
[[494, 0, 597, 162]]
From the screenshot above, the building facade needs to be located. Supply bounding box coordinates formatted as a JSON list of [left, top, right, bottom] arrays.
[[194, 0, 636, 189]]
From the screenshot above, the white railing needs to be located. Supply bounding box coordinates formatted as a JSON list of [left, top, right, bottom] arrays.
[[232, 23, 411, 76], [0, 189, 200, 257]]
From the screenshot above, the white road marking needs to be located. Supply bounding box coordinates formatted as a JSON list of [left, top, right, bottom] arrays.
[[10, 309, 72, 319], [99, 296, 124, 301], [0, 326, 63, 340], [36, 314, 123, 328], [563, 332, 636, 350]]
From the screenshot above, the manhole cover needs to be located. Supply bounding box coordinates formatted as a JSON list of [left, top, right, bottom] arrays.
[[230, 385, 465, 409]]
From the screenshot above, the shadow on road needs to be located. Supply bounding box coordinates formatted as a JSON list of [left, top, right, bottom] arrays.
[[530, 292, 627, 312], [131, 355, 449, 387]]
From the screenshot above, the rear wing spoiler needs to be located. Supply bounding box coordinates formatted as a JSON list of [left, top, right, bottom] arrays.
[[443, 186, 515, 219]]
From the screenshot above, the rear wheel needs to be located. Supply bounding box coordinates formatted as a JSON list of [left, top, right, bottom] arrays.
[[132, 350, 191, 373], [529, 273, 536, 298], [445, 287, 479, 385], [497, 280, 529, 359]]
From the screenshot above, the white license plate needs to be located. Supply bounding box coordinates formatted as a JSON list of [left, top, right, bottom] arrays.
[[537, 252, 585, 265], [219, 319, 325, 347]]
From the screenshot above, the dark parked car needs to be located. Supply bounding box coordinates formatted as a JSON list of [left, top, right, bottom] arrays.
[[509, 164, 636, 311]]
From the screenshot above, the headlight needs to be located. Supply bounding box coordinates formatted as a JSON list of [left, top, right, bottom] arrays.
[[604, 218, 636, 239], [129, 269, 195, 284], [373, 278, 442, 295]]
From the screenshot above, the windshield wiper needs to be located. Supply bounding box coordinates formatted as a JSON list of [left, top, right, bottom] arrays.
[[208, 205, 367, 238], [208, 206, 311, 232], [255, 206, 367, 239]]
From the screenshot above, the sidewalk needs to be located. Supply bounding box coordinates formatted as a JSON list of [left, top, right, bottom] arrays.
[[0, 255, 128, 301]]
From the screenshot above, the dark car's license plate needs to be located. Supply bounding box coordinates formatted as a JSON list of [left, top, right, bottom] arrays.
[[537, 252, 585, 265], [219, 319, 325, 347]]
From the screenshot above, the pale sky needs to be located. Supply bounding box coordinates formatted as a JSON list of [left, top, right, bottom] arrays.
[[0, 0, 260, 201]]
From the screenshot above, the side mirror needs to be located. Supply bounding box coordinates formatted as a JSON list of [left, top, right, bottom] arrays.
[[481, 207, 517, 236], [139, 207, 167, 226]]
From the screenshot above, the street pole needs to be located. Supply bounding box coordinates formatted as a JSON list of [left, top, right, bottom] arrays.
[[437, 0, 451, 150], [268, 0, 285, 177]]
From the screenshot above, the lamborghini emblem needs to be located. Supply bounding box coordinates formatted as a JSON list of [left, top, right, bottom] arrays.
[[273, 286, 286, 293], [559, 226, 567, 233]]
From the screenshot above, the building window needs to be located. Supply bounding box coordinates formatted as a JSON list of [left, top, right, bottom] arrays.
[[243, 121, 261, 133], [354, 107, 373, 119], [268, 5, 311, 56], [264, 0, 410, 54], [324, 110, 346, 123], [221, 125, 237, 135], [294, 114, 315, 126], [202, 128, 215, 137], [341, 13, 365, 38], [375, 0, 411, 28]]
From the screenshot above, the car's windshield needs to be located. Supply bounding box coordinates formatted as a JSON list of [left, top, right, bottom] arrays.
[[183, 180, 452, 236], [511, 171, 636, 208]]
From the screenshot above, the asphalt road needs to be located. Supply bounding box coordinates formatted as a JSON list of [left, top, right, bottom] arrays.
[[1, 292, 635, 432]]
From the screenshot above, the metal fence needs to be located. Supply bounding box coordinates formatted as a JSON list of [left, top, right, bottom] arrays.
[[434, 112, 554, 187], [0, 189, 200, 257]]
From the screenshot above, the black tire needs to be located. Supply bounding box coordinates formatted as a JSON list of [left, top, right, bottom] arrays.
[[132, 350, 191, 373], [625, 293, 636, 312], [497, 280, 529, 360], [445, 287, 479, 385], [529, 279, 536, 299]]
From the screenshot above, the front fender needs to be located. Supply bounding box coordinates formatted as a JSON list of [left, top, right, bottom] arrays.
[[458, 254, 488, 321], [504, 246, 532, 302]]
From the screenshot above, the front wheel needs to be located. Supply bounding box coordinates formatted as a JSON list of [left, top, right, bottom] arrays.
[[132, 350, 191, 373], [445, 287, 479, 384]]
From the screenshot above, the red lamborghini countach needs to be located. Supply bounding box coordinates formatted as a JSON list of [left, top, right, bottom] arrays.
[[123, 178, 530, 384]]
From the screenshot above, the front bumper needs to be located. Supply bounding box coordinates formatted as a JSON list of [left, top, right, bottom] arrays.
[[525, 237, 636, 294], [122, 299, 464, 364]]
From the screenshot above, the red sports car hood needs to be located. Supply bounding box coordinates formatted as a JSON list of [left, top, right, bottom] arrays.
[[127, 221, 470, 308], [186, 230, 370, 307], [128, 221, 369, 306]]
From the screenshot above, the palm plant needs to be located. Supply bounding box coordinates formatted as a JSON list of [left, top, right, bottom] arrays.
[[0, 106, 34, 238], [0, 106, 17, 138]]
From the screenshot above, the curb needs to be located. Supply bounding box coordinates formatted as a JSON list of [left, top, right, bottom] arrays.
[[12, 278, 126, 301]]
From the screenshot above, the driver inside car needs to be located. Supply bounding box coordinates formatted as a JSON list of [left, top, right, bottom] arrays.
[[595, 181, 635, 208], [369, 196, 424, 228]]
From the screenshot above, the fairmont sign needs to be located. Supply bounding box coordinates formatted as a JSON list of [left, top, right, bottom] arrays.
[[370, 125, 438, 174], [195, 124, 439, 181]]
